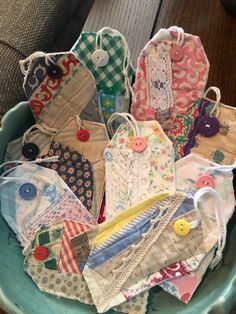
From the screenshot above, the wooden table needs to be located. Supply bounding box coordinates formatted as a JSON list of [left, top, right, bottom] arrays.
[[84, 0, 236, 106], [1, 0, 236, 313]]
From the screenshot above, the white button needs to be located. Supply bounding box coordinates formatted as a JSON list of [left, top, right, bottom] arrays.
[[91, 49, 109, 67]]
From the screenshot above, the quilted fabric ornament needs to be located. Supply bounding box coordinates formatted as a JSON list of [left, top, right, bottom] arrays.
[[20, 51, 104, 127], [80, 189, 221, 312], [104, 112, 175, 220], [190, 87, 236, 165], [130, 26, 209, 131], [4, 115, 109, 219], [159, 153, 235, 303], [72, 27, 135, 123], [24, 218, 148, 314], [0, 162, 95, 247], [24, 220, 96, 304]]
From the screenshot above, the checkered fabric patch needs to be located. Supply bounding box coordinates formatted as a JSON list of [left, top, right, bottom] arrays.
[[72, 32, 135, 95], [32, 222, 63, 270]]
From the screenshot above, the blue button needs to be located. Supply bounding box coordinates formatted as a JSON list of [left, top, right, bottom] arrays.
[[19, 183, 37, 200], [104, 151, 112, 161]]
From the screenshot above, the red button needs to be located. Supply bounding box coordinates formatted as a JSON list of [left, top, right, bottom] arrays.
[[76, 129, 90, 142], [132, 137, 147, 153], [196, 175, 215, 189], [170, 45, 184, 61], [33, 246, 49, 261]]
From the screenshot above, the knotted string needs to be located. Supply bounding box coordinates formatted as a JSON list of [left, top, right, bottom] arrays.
[[107, 112, 140, 137], [203, 86, 221, 118], [19, 51, 55, 76]]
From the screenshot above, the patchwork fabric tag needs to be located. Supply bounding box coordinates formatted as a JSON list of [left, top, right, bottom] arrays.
[[81, 191, 219, 312], [4, 115, 109, 220], [104, 114, 175, 220], [176, 154, 235, 221], [130, 27, 209, 131], [0, 163, 95, 247], [21, 52, 103, 127], [72, 28, 135, 122], [160, 153, 236, 303], [191, 100, 236, 165], [24, 220, 96, 304], [24, 219, 148, 314]]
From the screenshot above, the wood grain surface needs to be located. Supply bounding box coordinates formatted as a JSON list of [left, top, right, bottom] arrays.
[[83, 0, 161, 64], [154, 0, 236, 107]]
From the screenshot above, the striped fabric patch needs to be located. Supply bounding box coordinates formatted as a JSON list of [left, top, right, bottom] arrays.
[[91, 209, 157, 256], [57, 220, 91, 274]]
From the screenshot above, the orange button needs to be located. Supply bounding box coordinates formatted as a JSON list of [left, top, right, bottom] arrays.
[[132, 137, 147, 153]]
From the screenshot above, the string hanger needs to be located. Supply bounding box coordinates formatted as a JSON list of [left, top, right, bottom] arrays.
[[22, 114, 82, 147], [168, 26, 185, 46], [95, 27, 135, 100], [203, 86, 221, 118], [193, 187, 226, 269], [19, 51, 56, 76], [107, 112, 140, 137], [0, 156, 59, 179]]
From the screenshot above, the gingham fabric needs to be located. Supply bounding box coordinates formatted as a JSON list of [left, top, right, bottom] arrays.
[[72, 32, 135, 95]]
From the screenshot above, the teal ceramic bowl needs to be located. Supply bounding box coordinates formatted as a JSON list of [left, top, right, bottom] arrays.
[[0, 102, 236, 314]]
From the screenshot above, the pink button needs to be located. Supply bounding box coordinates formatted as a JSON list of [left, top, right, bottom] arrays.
[[196, 175, 215, 189], [132, 137, 147, 153], [170, 45, 184, 61]]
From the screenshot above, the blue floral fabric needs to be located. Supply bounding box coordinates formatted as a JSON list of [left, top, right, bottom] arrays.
[[42, 141, 93, 211]]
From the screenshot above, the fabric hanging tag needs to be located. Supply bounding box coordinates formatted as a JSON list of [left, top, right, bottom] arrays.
[[130, 27, 209, 131], [159, 153, 236, 303], [80, 190, 220, 312], [24, 220, 96, 304], [20, 51, 104, 128], [4, 115, 110, 220], [104, 113, 175, 220], [190, 87, 236, 165], [72, 27, 135, 123], [0, 163, 96, 247], [23, 218, 148, 314]]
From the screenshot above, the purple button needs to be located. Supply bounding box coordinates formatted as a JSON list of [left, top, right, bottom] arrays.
[[197, 115, 220, 137]]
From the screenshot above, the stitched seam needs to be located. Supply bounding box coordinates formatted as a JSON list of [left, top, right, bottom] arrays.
[[98, 193, 185, 311]]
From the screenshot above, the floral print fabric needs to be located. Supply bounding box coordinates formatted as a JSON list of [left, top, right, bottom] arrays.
[[131, 28, 209, 132], [42, 141, 94, 211], [104, 120, 175, 220]]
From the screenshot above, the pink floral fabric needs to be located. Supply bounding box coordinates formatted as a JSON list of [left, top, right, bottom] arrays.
[[122, 261, 190, 300]]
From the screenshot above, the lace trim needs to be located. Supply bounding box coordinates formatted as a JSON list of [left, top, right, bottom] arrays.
[[147, 43, 173, 115], [97, 192, 186, 312], [127, 146, 152, 205]]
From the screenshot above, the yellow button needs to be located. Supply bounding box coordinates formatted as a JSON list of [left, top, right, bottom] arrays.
[[173, 219, 190, 237]]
